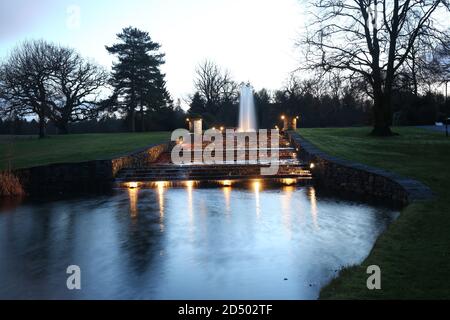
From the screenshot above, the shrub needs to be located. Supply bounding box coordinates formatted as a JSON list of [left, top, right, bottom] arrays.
[[0, 171, 25, 197]]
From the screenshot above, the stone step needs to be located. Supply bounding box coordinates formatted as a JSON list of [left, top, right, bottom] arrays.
[[115, 173, 312, 183], [117, 171, 310, 178]]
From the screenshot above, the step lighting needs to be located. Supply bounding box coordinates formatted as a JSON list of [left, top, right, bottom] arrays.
[[127, 182, 138, 189]]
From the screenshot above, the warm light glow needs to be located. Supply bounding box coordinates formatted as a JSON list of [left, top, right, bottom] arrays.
[[309, 187, 319, 229], [281, 178, 297, 186], [223, 187, 231, 214], [253, 180, 261, 217], [187, 180, 194, 226], [212, 127, 216, 130], [155, 181, 169, 190], [296, 116, 300, 119], [221, 180, 232, 187], [186, 118, 190, 122], [128, 182, 138, 189], [128, 187, 138, 219], [157, 181, 165, 231], [310, 163, 315, 169], [281, 115, 285, 120], [220, 126, 224, 131], [185, 181, 195, 188]]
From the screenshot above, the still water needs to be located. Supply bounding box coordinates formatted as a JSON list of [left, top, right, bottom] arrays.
[[0, 184, 398, 299]]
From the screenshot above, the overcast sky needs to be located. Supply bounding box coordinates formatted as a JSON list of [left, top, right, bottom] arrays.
[[0, 0, 305, 107]]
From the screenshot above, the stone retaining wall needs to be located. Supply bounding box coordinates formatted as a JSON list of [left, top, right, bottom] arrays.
[[287, 131, 433, 206], [10, 142, 169, 196]]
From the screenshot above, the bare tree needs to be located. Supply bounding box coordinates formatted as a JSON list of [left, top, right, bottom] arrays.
[[194, 60, 237, 113], [47, 47, 108, 134], [301, 0, 450, 135], [400, 27, 450, 95], [0, 40, 107, 136], [0, 40, 54, 138]]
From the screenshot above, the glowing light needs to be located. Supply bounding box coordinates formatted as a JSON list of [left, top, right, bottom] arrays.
[[185, 181, 195, 188], [127, 182, 138, 189], [186, 118, 190, 122], [253, 180, 261, 217], [310, 163, 315, 169], [296, 116, 300, 119], [128, 187, 138, 218], [220, 126, 224, 131], [281, 115, 285, 120], [223, 187, 231, 214], [281, 178, 297, 186], [156, 181, 165, 231], [212, 127, 216, 130], [253, 180, 261, 191], [309, 187, 319, 229], [156, 181, 168, 190], [221, 180, 232, 187], [275, 125, 279, 130]]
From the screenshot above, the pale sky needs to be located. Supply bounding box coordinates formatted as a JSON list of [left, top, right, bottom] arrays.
[[0, 0, 305, 108]]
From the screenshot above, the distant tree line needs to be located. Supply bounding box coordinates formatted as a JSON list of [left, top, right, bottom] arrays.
[[0, 27, 185, 138], [1, 17, 449, 137], [186, 60, 449, 130]]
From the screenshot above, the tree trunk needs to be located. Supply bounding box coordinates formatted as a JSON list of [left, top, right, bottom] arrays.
[[38, 114, 46, 138], [371, 94, 394, 136], [130, 109, 135, 132]]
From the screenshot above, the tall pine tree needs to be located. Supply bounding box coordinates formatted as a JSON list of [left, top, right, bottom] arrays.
[[106, 26, 171, 131]]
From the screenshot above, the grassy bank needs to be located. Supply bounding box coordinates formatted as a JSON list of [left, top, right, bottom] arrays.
[[0, 132, 170, 170], [298, 127, 450, 299]]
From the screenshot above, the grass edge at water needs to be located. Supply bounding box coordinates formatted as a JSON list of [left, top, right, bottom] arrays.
[[297, 127, 450, 299]]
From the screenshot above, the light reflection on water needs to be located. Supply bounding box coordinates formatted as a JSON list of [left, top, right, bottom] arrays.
[[0, 185, 398, 299]]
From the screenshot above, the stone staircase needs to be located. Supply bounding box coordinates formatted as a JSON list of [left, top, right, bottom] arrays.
[[115, 163, 311, 183], [115, 133, 312, 184]]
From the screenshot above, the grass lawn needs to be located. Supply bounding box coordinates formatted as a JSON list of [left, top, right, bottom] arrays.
[[0, 132, 170, 170], [298, 127, 450, 299]]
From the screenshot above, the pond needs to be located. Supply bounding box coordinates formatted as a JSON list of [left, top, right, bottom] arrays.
[[0, 184, 398, 299]]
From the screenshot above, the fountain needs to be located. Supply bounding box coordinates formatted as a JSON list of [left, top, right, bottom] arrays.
[[238, 82, 257, 132]]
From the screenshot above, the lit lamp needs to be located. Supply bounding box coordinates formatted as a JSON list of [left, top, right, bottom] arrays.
[[281, 115, 288, 131], [128, 182, 139, 189], [186, 118, 194, 132]]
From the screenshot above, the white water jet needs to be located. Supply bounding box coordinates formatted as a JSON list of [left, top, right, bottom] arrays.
[[238, 82, 257, 132]]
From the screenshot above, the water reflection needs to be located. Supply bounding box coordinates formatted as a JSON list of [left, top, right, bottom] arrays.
[[186, 181, 194, 226], [253, 180, 261, 217], [308, 187, 319, 229], [0, 185, 398, 299], [128, 188, 139, 219], [223, 187, 231, 215], [156, 182, 165, 232], [281, 186, 294, 237]]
